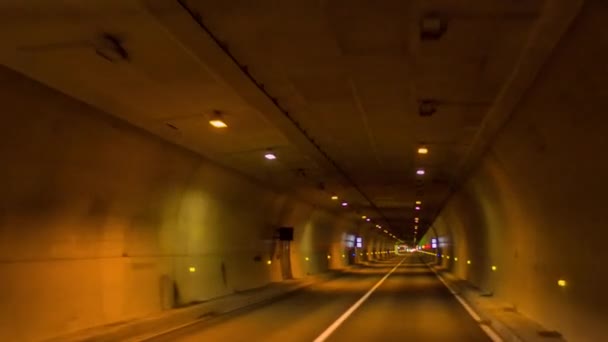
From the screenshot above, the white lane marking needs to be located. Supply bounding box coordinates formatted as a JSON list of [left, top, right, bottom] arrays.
[[428, 263, 503, 342], [313, 257, 406, 342]]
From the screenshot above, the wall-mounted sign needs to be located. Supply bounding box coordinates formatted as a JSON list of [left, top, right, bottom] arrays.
[[345, 234, 355, 248]]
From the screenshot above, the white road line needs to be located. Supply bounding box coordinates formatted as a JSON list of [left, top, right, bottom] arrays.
[[313, 257, 406, 342], [427, 263, 503, 342]]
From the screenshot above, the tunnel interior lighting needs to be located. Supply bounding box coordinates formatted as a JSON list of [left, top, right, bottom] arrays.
[[331, 195, 339, 200], [557, 279, 567, 287], [416, 169, 425, 175], [341, 202, 348, 207], [420, 15, 447, 41], [418, 147, 428, 154], [209, 119, 228, 128], [209, 110, 228, 128], [492, 265, 497, 271], [189, 266, 196, 273], [264, 152, 277, 160]]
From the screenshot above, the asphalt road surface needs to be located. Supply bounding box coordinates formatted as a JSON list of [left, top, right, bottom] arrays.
[[148, 255, 490, 342]]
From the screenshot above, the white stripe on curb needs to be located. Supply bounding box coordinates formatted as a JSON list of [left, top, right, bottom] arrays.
[[428, 264, 503, 342]]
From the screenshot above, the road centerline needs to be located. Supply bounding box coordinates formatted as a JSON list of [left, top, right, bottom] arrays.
[[312, 257, 406, 342]]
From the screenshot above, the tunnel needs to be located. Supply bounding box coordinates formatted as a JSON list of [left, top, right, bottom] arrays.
[[0, 1, 606, 341]]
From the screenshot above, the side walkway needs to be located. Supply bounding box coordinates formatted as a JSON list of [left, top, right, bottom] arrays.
[[430, 265, 566, 342], [46, 272, 341, 342]]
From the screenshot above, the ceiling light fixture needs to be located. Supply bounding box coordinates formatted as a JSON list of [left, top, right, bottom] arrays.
[[331, 195, 339, 200], [419, 99, 438, 117], [415, 200, 422, 205], [361, 215, 367, 219], [416, 169, 426, 175], [418, 147, 428, 154], [264, 151, 277, 160], [341, 202, 348, 207], [415, 206, 421, 210], [209, 110, 228, 128], [420, 14, 447, 41]]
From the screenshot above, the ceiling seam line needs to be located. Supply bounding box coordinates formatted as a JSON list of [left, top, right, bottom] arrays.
[[175, 0, 393, 231]]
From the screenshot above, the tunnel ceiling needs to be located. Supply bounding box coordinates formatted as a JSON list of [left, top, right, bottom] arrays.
[[0, 0, 571, 241]]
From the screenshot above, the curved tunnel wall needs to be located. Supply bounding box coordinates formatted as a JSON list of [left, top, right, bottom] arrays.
[[0, 67, 391, 341], [423, 2, 608, 341]]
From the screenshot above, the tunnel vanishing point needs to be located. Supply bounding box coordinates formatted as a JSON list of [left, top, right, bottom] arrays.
[[0, 1, 606, 341]]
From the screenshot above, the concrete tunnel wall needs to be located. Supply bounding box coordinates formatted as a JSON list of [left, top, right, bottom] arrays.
[[0, 66, 392, 341], [422, 2, 608, 341]]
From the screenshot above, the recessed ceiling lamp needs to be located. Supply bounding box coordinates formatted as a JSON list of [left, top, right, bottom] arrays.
[[418, 147, 429, 154], [331, 195, 339, 200], [416, 169, 425, 175], [264, 152, 277, 160], [415, 217, 419, 223], [361, 215, 367, 219], [420, 14, 447, 41], [341, 202, 348, 207], [209, 110, 228, 128], [415, 206, 421, 211], [419, 99, 438, 117], [415, 200, 422, 205], [366, 218, 371, 222]]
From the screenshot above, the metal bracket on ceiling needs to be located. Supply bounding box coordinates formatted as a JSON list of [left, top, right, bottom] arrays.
[[94, 33, 129, 63]]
